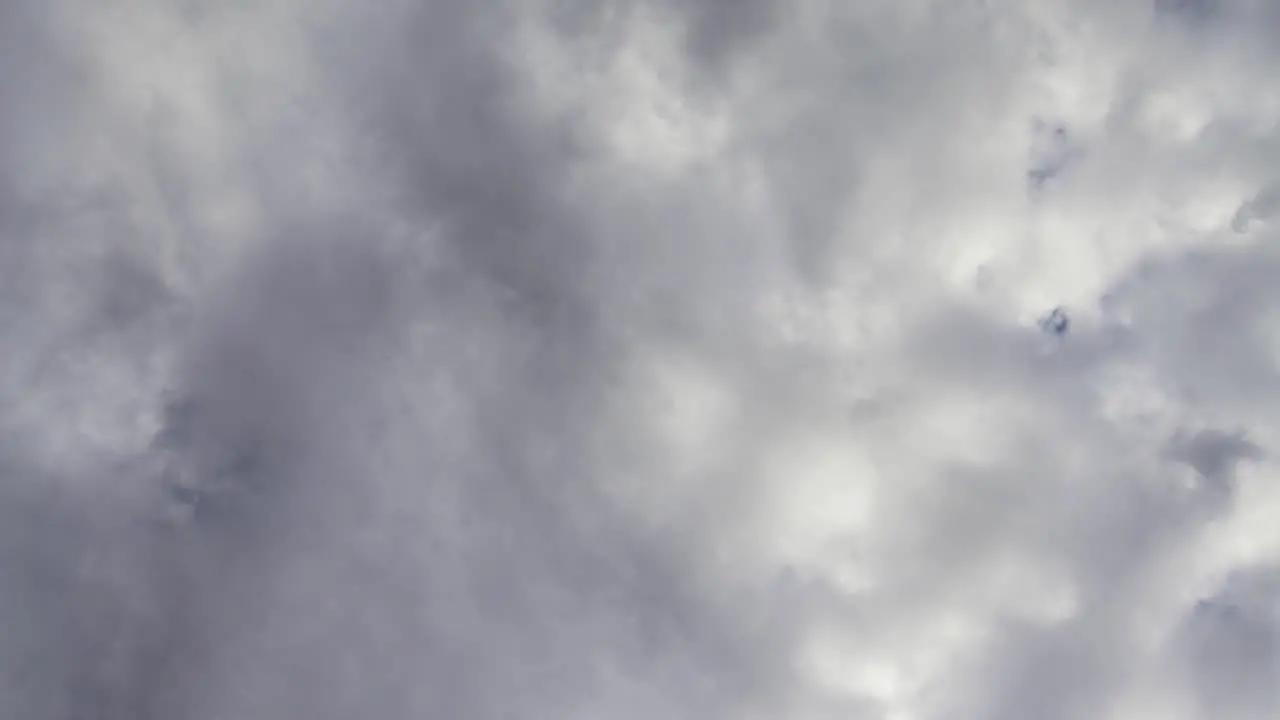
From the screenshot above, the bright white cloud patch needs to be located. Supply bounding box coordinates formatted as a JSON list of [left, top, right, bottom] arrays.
[[1, 0, 1279, 718]]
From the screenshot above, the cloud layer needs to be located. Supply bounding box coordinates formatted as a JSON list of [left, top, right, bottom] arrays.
[[1, 0, 1279, 718]]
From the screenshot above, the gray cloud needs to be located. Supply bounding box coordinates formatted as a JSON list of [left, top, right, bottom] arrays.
[[2, 1, 1280, 719]]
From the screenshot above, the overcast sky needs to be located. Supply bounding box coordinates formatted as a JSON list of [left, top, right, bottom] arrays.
[[1, 0, 1279, 718]]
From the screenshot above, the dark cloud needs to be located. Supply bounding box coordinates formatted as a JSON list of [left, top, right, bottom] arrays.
[[3, 0, 1280, 719]]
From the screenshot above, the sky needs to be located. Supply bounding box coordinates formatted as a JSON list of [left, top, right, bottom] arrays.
[[1, 0, 1279, 718]]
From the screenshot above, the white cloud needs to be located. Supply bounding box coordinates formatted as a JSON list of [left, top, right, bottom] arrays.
[[1, 0, 1278, 718]]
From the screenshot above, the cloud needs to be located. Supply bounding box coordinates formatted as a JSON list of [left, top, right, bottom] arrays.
[[1, 0, 1279, 718]]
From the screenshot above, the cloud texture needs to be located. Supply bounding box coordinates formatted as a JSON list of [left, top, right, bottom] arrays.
[[1, 0, 1279, 718]]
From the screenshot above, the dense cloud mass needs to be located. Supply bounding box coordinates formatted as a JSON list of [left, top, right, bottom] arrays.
[[1, 0, 1279, 718]]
